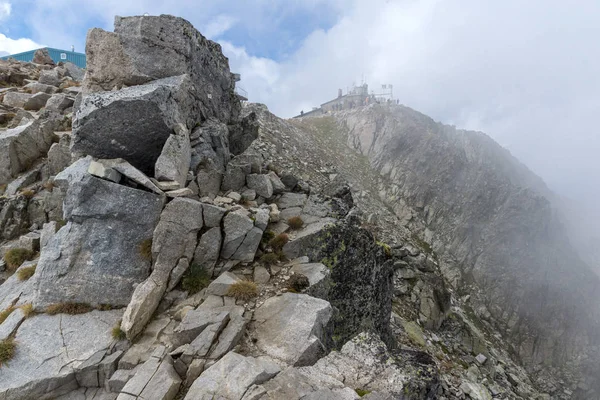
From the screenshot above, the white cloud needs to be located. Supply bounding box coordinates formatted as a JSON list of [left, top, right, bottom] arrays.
[[0, 1, 10, 21], [0, 33, 44, 55], [203, 15, 237, 39]]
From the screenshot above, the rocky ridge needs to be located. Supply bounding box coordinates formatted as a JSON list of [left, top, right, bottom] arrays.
[[0, 13, 594, 400], [0, 14, 449, 400]]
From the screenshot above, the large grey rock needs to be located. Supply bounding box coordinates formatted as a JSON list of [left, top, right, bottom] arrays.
[[23, 92, 51, 111], [155, 128, 191, 187], [253, 293, 332, 366], [196, 168, 223, 198], [152, 198, 203, 269], [268, 171, 286, 195], [84, 15, 239, 124], [282, 219, 337, 260], [2, 91, 32, 108], [247, 174, 273, 199], [192, 227, 222, 273], [221, 164, 247, 192], [206, 271, 241, 296], [231, 226, 263, 263], [0, 113, 61, 184], [23, 82, 58, 95], [118, 353, 181, 400], [0, 307, 25, 340], [63, 62, 85, 82], [122, 198, 203, 339], [190, 119, 231, 175], [220, 210, 254, 260], [46, 93, 75, 113], [120, 273, 166, 340], [184, 352, 280, 400], [38, 69, 62, 86], [35, 175, 163, 307], [53, 156, 93, 190], [258, 367, 359, 400], [173, 308, 230, 346], [202, 204, 226, 228], [277, 192, 307, 209], [0, 310, 122, 400], [47, 136, 73, 176], [72, 75, 198, 174]]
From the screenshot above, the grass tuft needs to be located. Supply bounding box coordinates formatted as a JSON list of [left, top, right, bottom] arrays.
[[46, 303, 93, 315], [0, 306, 15, 324], [112, 321, 126, 340], [226, 281, 258, 302], [355, 389, 371, 397], [19, 189, 35, 199], [0, 338, 16, 365], [287, 216, 304, 230], [376, 241, 392, 258], [20, 304, 34, 318], [260, 253, 279, 266], [3, 248, 35, 272], [139, 239, 153, 261], [181, 264, 210, 294], [16, 265, 36, 281], [269, 233, 289, 251]]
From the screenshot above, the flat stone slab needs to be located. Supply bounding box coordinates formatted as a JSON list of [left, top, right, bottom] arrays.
[[0, 310, 122, 400], [253, 293, 332, 366], [184, 352, 280, 400]]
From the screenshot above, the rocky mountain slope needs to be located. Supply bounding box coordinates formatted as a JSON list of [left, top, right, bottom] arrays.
[[0, 13, 597, 400]]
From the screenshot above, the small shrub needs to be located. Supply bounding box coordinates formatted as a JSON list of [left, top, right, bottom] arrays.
[[56, 219, 67, 229], [19, 189, 35, 199], [0, 338, 16, 365], [0, 184, 6, 194], [20, 304, 34, 318], [17, 265, 36, 281], [261, 230, 275, 243], [139, 239, 153, 261], [287, 274, 310, 292], [0, 306, 15, 324], [355, 389, 371, 397], [260, 253, 279, 266], [112, 321, 126, 340], [226, 281, 258, 302], [376, 241, 391, 258], [181, 264, 211, 294], [3, 248, 34, 272], [269, 233, 289, 251], [287, 216, 304, 230], [46, 303, 93, 315]]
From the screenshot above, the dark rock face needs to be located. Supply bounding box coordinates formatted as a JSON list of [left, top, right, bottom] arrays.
[[32, 48, 55, 65], [331, 105, 600, 384], [72, 75, 196, 173], [306, 216, 394, 349]]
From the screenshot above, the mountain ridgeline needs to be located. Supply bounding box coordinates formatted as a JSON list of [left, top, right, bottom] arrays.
[[302, 104, 600, 379]]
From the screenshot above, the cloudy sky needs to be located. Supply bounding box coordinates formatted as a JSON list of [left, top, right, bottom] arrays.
[[1, 0, 599, 208]]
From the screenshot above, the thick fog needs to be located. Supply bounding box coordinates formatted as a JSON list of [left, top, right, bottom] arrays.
[[2, 0, 599, 268]]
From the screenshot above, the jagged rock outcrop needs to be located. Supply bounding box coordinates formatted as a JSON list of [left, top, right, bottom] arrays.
[[84, 14, 240, 124]]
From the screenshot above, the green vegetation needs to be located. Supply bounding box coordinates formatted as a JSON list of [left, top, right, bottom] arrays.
[[0, 306, 15, 324], [287, 216, 304, 230], [112, 321, 126, 340], [411, 233, 433, 255], [376, 241, 392, 257], [46, 303, 93, 315], [355, 389, 371, 397], [269, 233, 289, 251], [287, 274, 310, 292], [20, 304, 34, 318], [261, 230, 276, 243], [139, 239, 153, 261], [17, 265, 36, 281], [260, 252, 279, 266], [181, 264, 211, 294], [0, 338, 16, 365], [3, 248, 35, 272], [226, 281, 258, 302], [402, 320, 426, 347]]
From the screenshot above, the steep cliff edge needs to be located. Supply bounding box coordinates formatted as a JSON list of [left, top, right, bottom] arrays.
[[293, 104, 600, 396]]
